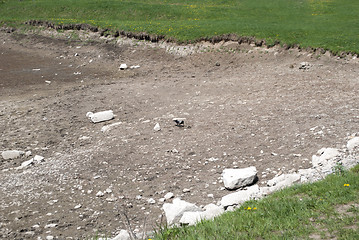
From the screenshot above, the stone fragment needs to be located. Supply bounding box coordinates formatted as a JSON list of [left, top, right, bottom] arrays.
[[1, 150, 24, 160], [74, 204, 82, 209], [220, 185, 260, 208], [222, 166, 257, 190], [45, 223, 58, 228], [21, 158, 34, 167], [119, 64, 128, 70], [86, 110, 114, 123], [25, 151, 32, 157], [164, 192, 174, 200], [147, 198, 156, 204], [34, 155, 44, 163], [347, 137, 359, 152], [153, 123, 161, 131], [130, 65, 140, 69], [182, 188, 191, 193], [96, 191, 104, 197], [162, 198, 201, 225]]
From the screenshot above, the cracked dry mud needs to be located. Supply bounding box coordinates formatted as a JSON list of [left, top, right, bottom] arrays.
[[0, 30, 358, 239]]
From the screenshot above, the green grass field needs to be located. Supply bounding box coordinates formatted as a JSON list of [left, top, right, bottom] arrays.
[[154, 166, 359, 239], [0, 0, 358, 54]]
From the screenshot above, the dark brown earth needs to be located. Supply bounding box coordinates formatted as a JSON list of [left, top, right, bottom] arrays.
[[0, 29, 358, 239]]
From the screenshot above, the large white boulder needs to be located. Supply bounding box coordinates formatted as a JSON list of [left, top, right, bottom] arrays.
[[179, 211, 202, 226], [2, 150, 24, 160], [312, 148, 341, 175], [162, 198, 201, 225], [267, 173, 301, 190], [341, 156, 359, 170], [347, 137, 359, 152], [298, 168, 322, 183], [220, 185, 261, 208], [222, 166, 257, 190], [86, 110, 114, 123], [179, 204, 224, 225], [312, 148, 340, 166]]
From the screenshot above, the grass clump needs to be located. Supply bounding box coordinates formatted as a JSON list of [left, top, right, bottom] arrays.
[[154, 167, 359, 239], [0, 0, 359, 54]]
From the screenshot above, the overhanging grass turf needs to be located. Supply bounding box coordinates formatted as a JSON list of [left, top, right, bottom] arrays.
[[0, 0, 358, 53]]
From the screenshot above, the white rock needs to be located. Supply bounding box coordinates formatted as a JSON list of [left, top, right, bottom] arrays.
[[179, 211, 203, 225], [112, 229, 131, 240], [202, 203, 224, 219], [101, 122, 122, 133], [153, 123, 161, 131], [164, 192, 174, 200], [130, 65, 140, 69], [1, 150, 24, 160], [25, 151, 32, 157], [21, 158, 34, 167], [267, 174, 301, 190], [317, 148, 340, 161], [46, 236, 54, 240], [147, 198, 156, 204], [34, 155, 44, 163], [74, 204, 82, 209], [347, 137, 359, 152], [106, 195, 117, 202], [162, 198, 201, 225], [182, 188, 191, 193], [87, 110, 114, 123], [341, 156, 359, 170], [96, 191, 104, 197], [298, 168, 322, 183], [119, 64, 128, 70], [312, 148, 341, 174], [220, 185, 260, 208], [45, 223, 58, 228], [222, 166, 257, 190]]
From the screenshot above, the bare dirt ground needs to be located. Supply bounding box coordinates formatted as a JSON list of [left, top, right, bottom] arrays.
[[0, 29, 358, 239]]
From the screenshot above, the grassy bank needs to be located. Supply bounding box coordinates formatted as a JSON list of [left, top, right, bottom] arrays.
[[154, 166, 359, 239], [1, 0, 359, 54]]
